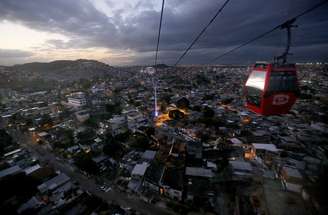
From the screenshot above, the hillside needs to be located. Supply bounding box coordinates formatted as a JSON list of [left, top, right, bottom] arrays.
[[0, 59, 115, 89]]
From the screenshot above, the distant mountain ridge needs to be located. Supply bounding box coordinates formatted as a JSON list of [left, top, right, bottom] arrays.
[[12, 59, 111, 73], [0, 59, 117, 90], [0, 59, 115, 82]]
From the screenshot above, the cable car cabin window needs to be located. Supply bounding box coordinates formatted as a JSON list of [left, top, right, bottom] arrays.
[[245, 70, 266, 90], [268, 72, 297, 93], [245, 70, 266, 107], [246, 87, 262, 107]]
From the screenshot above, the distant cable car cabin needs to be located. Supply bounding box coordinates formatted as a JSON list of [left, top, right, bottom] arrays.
[[244, 18, 299, 115]]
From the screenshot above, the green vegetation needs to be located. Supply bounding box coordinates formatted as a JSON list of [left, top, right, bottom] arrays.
[[74, 152, 99, 175], [176, 97, 190, 109], [52, 129, 75, 149], [167, 201, 190, 215], [105, 102, 122, 116], [113, 130, 131, 142], [195, 73, 209, 85], [130, 133, 151, 150], [0, 77, 58, 91], [202, 106, 215, 118], [38, 114, 53, 129], [76, 128, 96, 145], [79, 78, 93, 90], [85, 117, 98, 128], [168, 109, 185, 120], [0, 173, 39, 213], [194, 106, 224, 127], [102, 133, 128, 159], [160, 93, 173, 104], [142, 126, 155, 137], [103, 141, 123, 159], [0, 129, 15, 156]]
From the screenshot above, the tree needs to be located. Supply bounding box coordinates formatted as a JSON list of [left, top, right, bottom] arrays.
[[176, 97, 190, 109], [114, 130, 131, 142], [0, 129, 14, 156], [202, 106, 215, 118], [144, 126, 155, 137], [85, 117, 98, 128], [76, 128, 96, 145], [168, 109, 185, 120], [39, 114, 53, 129], [161, 94, 172, 104], [192, 105, 202, 112], [195, 73, 209, 85], [103, 141, 123, 159], [202, 94, 215, 101], [0, 172, 39, 206], [130, 134, 150, 150], [160, 101, 168, 113], [74, 153, 99, 175], [105, 102, 122, 116]]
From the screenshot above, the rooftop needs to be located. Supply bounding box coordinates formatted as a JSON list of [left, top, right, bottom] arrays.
[[0, 165, 22, 179], [37, 173, 70, 193], [24, 164, 41, 175], [142, 150, 156, 160], [161, 168, 184, 190], [131, 162, 149, 176], [253, 143, 279, 152], [282, 166, 303, 179], [185, 167, 214, 178], [230, 160, 253, 171]]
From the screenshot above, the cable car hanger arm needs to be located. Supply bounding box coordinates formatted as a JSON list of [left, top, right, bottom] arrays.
[[274, 18, 297, 64]]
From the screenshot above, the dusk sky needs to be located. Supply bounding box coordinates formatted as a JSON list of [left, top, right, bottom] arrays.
[[0, 0, 327, 66]]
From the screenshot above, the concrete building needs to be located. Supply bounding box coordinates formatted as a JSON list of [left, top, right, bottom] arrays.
[[109, 115, 127, 136], [67, 92, 87, 108], [131, 162, 149, 179], [0, 165, 22, 179], [75, 110, 90, 122], [185, 167, 214, 178], [37, 173, 70, 193], [280, 166, 303, 193], [124, 109, 148, 132]]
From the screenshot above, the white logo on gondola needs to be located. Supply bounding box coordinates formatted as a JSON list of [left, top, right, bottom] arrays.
[[273, 95, 289, 105]]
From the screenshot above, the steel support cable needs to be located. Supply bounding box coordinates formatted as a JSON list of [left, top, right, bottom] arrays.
[[154, 0, 165, 68], [174, 0, 231, 66], [209, 0, 328, 63], [153, 0, 165, 118]]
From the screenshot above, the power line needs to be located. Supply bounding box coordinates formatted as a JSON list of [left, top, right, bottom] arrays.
[[174, 0, 231, 66], [154, 0, 165, 68], [210, 0, 328, 64]]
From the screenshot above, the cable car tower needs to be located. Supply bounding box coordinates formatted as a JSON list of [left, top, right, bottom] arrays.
[[244, 19, 299, 115]]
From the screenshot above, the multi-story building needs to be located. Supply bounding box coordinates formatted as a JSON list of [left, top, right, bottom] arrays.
[[67, 92, 87, 107]]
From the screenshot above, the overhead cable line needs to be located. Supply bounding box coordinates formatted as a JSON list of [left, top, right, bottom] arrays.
[[209, 0, 328, 64], [154, 0, 165, 68], [174, 0, 231, 66], [153, 0, 165, 118]]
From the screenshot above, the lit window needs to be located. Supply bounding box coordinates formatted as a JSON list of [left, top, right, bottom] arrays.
[[245, 70, 267, 90]]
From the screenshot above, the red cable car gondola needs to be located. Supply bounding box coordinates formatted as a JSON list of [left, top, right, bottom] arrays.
[[244, 19, 299, 115]]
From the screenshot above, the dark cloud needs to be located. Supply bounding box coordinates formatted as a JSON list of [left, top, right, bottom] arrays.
[[0, 0, 327, 65]]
